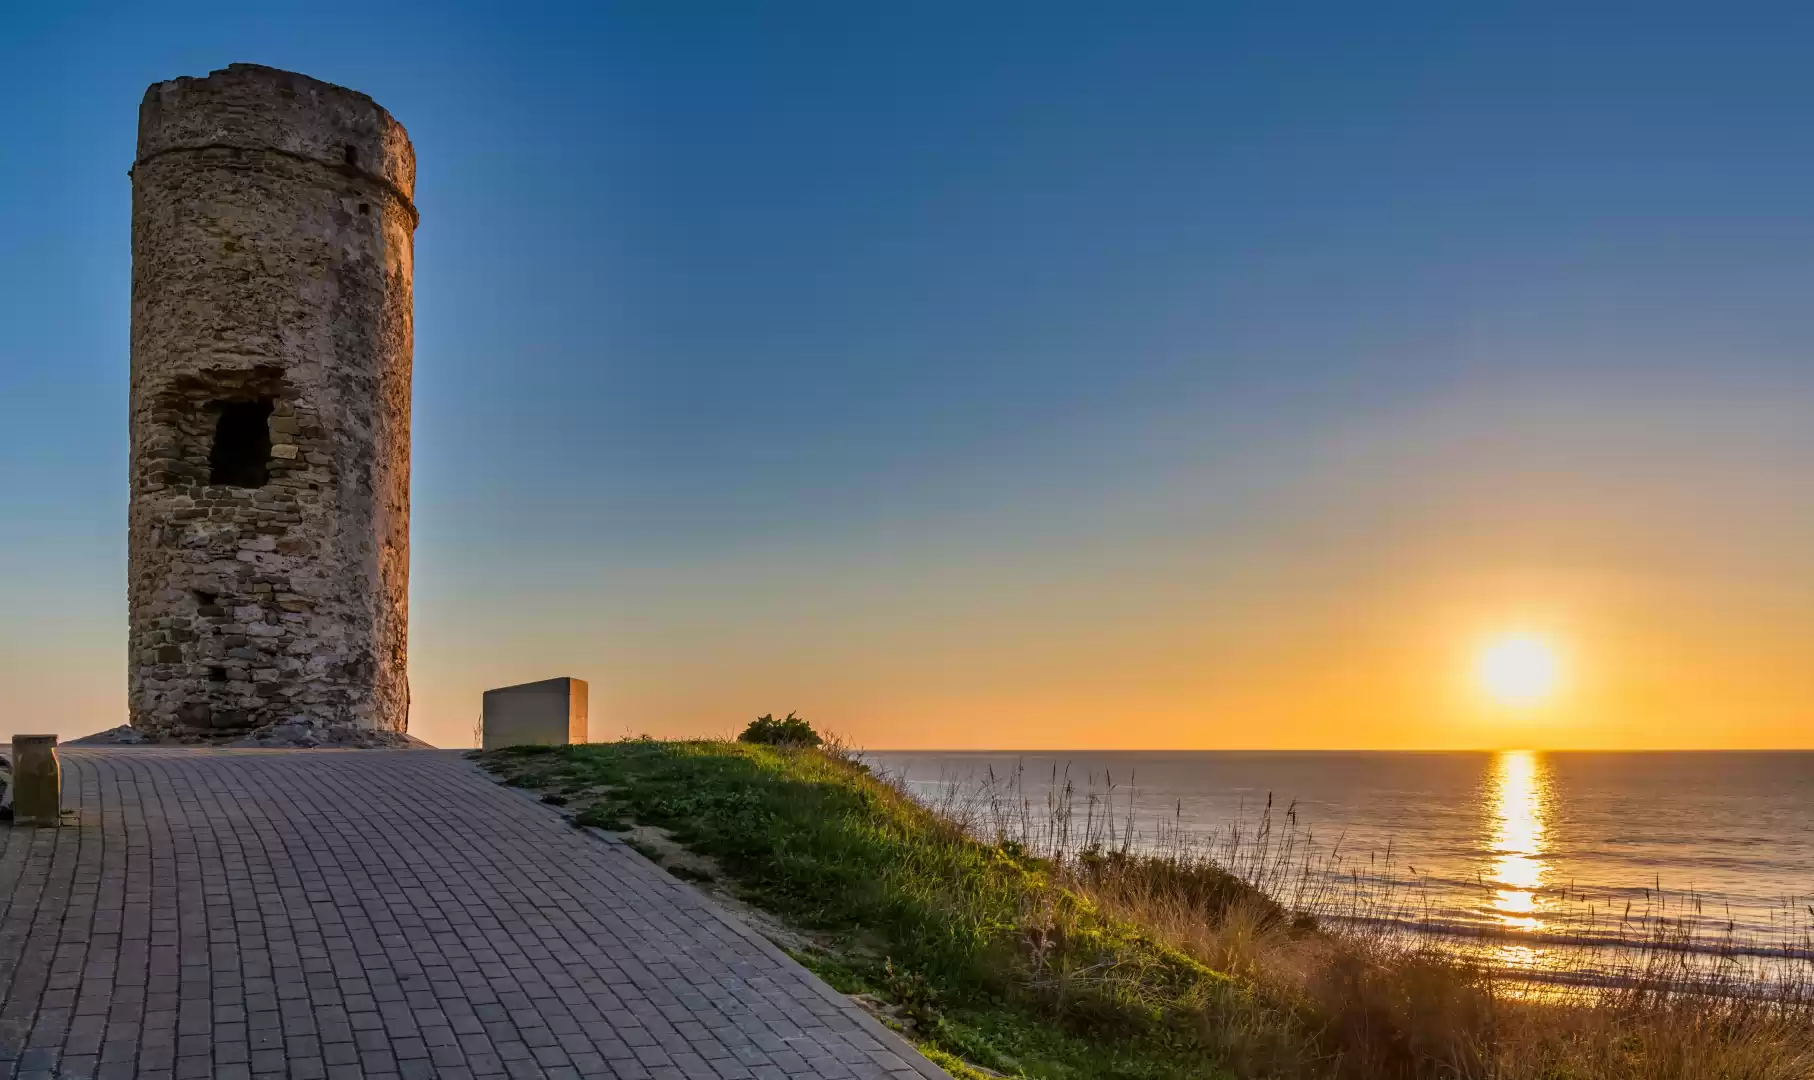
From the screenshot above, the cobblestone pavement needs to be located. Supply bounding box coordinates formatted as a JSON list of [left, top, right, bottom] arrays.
[[0, 749, 947, 1080]]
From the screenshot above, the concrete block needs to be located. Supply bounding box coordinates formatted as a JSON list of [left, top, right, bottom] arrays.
[[10, 735, 61, 826], [481, 678, 588, 750]]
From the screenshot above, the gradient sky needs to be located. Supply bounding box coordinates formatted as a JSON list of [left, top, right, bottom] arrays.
[[3, 3, 1811, 749]]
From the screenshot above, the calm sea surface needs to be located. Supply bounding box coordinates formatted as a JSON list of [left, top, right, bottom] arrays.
[[864, 750, 1814, 977]]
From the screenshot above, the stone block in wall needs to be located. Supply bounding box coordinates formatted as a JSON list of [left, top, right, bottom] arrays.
[[481, 678, 588, 750]]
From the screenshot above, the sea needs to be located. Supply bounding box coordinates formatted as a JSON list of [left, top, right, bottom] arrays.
[[863, 750, 1814, 985]]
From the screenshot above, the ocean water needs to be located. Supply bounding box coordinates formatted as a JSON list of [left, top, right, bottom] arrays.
[[863, 750, 1814, 979]]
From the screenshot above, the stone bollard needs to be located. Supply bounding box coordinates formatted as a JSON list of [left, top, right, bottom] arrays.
[[10, 735, 61, 827]]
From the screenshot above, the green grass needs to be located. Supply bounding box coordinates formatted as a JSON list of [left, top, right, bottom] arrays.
[[484, 740, 1251, 1079]]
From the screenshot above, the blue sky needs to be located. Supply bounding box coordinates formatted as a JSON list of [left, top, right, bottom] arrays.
[[3, 3, 1812, 747]]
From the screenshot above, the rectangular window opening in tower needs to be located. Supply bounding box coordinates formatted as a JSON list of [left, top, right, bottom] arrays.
[[209, 399, 274, 487]]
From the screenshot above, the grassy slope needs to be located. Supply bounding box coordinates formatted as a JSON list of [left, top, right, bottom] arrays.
[[483, 740, 1250, 1079], [486, 741, 1814, 1080]]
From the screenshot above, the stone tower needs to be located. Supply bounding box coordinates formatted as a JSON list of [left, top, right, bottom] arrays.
[[128, 64, 415, 740]]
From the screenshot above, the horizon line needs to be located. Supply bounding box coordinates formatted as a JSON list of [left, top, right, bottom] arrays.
[[851, 746, 1814, 754]]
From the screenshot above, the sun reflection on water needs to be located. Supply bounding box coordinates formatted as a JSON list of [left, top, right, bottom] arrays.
[[1490, 750, 1551, 931]]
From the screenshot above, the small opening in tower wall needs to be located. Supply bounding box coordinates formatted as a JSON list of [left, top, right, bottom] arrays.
[[209, 399, 274, 487], [343, 144, 358, 166]]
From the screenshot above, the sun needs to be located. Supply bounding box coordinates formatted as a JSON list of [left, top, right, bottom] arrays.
[[1476, 633, 1562, 708]]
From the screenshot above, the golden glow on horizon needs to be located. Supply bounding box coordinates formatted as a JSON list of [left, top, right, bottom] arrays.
[[1477, 632, 1562, 708], [1489, 750, 1551, 931]]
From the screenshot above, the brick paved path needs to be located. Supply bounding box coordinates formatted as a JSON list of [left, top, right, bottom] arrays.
[[0, 749, 947, 1080]]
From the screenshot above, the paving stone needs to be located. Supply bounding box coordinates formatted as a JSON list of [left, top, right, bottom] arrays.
[[0, 750, 946, 1078]]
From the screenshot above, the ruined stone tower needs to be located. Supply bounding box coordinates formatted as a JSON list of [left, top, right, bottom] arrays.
[[128, 64, 415, 739]]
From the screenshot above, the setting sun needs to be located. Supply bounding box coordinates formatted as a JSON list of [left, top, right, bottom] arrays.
[[1477, 633, 1563, 708]]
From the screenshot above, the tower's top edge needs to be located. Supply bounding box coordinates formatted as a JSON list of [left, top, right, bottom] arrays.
[[136, 63, 415, 202]]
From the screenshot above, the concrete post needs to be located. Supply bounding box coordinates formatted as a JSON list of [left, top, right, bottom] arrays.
[[10, 735, 61, 827]]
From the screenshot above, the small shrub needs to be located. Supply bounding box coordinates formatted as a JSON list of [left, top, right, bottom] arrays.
[[883, 960, 949, 1034], [737, 711, 823, 747]]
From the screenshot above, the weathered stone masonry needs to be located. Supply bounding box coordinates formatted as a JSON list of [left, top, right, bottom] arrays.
[[128, 64, 415, 737]]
